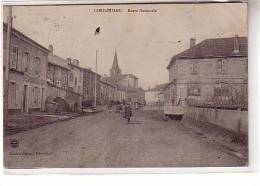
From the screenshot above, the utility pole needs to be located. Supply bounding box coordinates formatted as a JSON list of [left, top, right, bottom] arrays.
[[4, 6, 12, 131], [94, 27, 100, 109], [94, 50, 98, 108]]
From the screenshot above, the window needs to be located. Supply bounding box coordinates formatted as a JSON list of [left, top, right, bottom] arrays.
[[187, 83, 201, 96], [61, 70, 68, 86], [191, 62, 199, 74], [75, 77, 77, 87], [214, 82, 230, 99], [79, 71, 82, 82], [11, 46, 18, 69], [24, 52, 30, 72], [34, 57, 41, 76], [217, 59, 227, 74], [69, 72, 74, 81], [32, 87, 40, 105], [9, 82, 17, 106], [244, 59, 248, 73]]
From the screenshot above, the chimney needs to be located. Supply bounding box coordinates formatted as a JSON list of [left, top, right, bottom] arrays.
[[233, 34, 240, 54], [48, 44, 53, 54], [190, 38, 196, 48], [72, 59, 79, 66], [66, 58, 72, 64]]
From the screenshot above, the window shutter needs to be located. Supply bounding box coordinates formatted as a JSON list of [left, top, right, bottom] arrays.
[[217, 59, 223, 74], [15, 83, 19, 105], [223, 60, 228, 73], [10, 46, 18, 69]]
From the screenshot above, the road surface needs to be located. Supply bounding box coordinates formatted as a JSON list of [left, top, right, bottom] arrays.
[[4, 108, 245, 168]]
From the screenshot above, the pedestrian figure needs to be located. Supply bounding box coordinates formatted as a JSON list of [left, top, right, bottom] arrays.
[[115, 103, 122, 113], [108, 102, 112, 112], [135, 102, 139, 110], [125, 103, 132, 123]]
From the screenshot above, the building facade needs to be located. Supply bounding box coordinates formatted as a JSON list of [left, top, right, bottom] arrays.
[[46, 46, 83, 111], [145, 84, 166, 105], [100, 80, 116, 104], [82, 68, 101, 106], [3, 24, 49, 113], [166, 36, 248, 109]]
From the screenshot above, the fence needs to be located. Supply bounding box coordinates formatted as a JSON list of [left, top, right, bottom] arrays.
[[186, 83, 248, 110]]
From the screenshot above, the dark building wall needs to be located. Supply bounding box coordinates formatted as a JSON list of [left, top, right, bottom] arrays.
[[83, 69, 101, 105]]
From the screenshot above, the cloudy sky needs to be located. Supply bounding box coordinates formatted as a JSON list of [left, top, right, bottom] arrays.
[[3, 3, 247, 89]]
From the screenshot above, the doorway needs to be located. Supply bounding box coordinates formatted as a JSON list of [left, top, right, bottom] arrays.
[[22, 85, 28, 112], [41, 88, 44, 112]]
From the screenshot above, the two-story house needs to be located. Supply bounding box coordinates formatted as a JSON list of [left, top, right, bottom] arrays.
[[166, 36, 248, 109], [46, 46, 84, 111], [3, 24, 49, 113]]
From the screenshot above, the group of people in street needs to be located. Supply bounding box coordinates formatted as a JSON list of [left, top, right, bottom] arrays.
[[107, 101, 140, 123]]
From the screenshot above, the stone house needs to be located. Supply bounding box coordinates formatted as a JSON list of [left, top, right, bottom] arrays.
[[46, 45, 83, 111], [3, 24, 49, 113], [166, 36, 248, 109]]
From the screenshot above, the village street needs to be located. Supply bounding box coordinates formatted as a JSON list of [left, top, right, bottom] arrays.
[[4, 108, 245, 168]]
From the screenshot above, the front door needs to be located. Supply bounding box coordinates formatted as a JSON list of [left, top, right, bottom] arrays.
[[41, 88, 44, 112], [23, 85, 28, 112]]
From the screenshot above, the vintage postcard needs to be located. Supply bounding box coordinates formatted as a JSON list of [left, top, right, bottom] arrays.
[[2, 1, 248, 171]]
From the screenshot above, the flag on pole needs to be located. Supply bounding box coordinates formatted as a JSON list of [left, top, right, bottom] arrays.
[[95, 27, 100, 35]]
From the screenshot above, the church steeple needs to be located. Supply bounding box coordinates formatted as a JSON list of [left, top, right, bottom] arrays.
[[110, 49, 121, 77]]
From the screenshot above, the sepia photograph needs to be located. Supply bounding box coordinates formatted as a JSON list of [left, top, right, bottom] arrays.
[[2, 1, 248, 170]]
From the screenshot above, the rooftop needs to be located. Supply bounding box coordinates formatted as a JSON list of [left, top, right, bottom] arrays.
[[3, 23, 50, 53], [167, 36, 248, 69], [48, 54, 70, 70]]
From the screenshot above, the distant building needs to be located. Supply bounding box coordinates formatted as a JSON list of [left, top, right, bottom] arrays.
[[103, 50, 144, 103], [166, 36, 248, 109], [145, 84, 166, 105], [3, 24, 49, 113]]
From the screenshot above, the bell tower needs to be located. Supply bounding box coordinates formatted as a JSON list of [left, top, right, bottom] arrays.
[[110, 49, 121, 77]]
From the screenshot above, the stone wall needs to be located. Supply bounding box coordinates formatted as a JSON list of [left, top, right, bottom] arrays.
[[182, 106, 248, 135], [46, 83, 82, 111]]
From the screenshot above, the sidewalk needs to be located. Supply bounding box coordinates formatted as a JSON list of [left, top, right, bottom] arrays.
[[180, 119, 248, 161], [5, 112, 82, 136]]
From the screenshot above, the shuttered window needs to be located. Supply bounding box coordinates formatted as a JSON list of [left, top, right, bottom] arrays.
[[24, 52, 30, 72], [11, 46, 18, 69], [34, 57, 41, 76], [217, 59, 227, 74], [9, 82, 17, 106]]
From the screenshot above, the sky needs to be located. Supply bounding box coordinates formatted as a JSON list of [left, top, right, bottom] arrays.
[[3, 3, 247, 89]]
